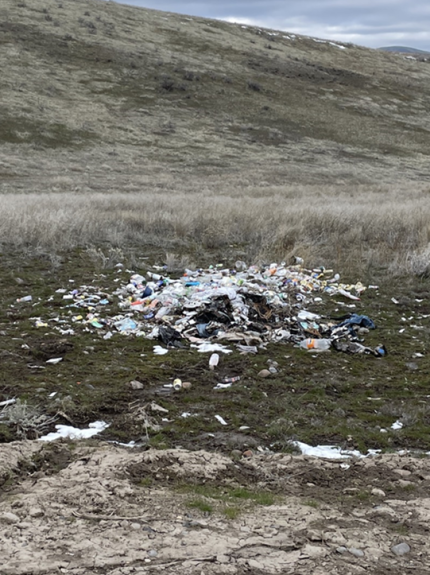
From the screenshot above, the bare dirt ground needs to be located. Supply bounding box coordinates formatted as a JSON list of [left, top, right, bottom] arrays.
[[1, 441, 430, 575]]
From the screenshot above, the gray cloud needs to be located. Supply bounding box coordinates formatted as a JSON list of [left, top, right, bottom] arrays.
[[111, 0, 430, 50]]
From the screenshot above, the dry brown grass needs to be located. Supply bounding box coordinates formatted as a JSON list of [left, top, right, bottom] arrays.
[[1, 0, 430, 279], [1, 184, 429, 277]]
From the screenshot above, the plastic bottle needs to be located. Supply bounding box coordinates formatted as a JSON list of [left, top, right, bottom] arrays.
[[299, 338, 331, 351], [209, 353, 219, 370]]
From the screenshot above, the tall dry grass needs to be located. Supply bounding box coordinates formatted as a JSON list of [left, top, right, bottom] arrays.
[[1, 184, 430, 278]]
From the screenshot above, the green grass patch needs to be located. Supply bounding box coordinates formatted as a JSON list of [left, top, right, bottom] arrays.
[[187, 499, 213, 513]]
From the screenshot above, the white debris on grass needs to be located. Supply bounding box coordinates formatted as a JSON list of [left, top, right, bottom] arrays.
[[192, 343, 232, 353], [0, 399, 16, 407], [213, 383, 232, 390], [153, 345, 168, 355], [215, 415, 228, 426], [294, 441, 380, 459], [46, 358, 63, 365], [391, 420, 403, 430], [39, 421, 109, 442]]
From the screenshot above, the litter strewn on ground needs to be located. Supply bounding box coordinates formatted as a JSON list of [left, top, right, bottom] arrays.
[[39, 421, 109, 442], [30, 260, 385, 357]]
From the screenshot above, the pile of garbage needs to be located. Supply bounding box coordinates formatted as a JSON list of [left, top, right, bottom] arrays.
[[31, 260, 386, 357]]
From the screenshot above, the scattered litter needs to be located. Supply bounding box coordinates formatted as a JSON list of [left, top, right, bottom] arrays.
[[299, 338, 331, 351], [391, 297, 400, 305], [16, 295, 32, 303], [215, 414, 228, 426], [213, 383, 232, 390], [173, 378, 182, 391], [0, 399, 16, 407], [193, 343, 232, 354], [153, 345, 168, 355], [223, 376, 241, 383], [294, 441, 380, 459], [39, 421, 109, 442], [150, 402, 169, 413], [391, 420, 403, 430], [209, 353, 219, 370], [46, 358, 63, 365], [48, 392, 57, 398], [32, 260, 384, 359]]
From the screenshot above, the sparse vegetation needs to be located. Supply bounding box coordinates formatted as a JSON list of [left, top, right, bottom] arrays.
[[0, 186, 429, 277]]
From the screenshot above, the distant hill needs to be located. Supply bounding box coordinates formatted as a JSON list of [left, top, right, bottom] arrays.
[[1, 0, 430, 193], [378, 46, 430, 55]]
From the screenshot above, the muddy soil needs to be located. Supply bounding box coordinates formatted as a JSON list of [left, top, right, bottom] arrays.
[[1, 441, 430, 574]]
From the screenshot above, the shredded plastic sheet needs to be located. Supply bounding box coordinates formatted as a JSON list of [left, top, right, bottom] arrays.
[[215, 414, 228, 426], [294, 441, 380, 459], [39, 421, 109, 442], [192, 343, 232, 353], [153, 345, 168, 355]]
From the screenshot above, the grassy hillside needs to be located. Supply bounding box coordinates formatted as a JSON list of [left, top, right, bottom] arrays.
[[1, 0, 430, 193], [0, 0, 430, 275]]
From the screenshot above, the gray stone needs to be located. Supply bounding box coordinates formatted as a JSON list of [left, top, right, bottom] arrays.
[[130, 522, 141, 530], [336, 547, 347, 554], [0, 512, 20, 524], [392, 542, 411, 556], [371, 488, 386, 497], [348, 548, 365, 557], [29, 507, 44, 518], [394, 469, 412, 478], [129, 380, 144, 390], [148, 549, 158, 557]]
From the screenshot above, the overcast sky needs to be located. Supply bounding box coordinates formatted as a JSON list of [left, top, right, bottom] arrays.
[[110, 0, 430, 51]]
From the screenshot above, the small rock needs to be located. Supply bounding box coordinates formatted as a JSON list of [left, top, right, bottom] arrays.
[[258, 369, 271, 378], [398, 479, 414, 488], [369, 506, 398, 521], [29, 508, 44, 518], [348, 548, 365, 558], [392, 542, 410, 556], [0, 512, 20, 524], [129, 380, 144, 390], [406, 362, 418, 371], [307, 529, 322, 541], [301, 544, 327, 558], [336, 546, 347, 554], [16, 522, 32, 529], [394, 469, 412, 478], [182, 381, 192, 389], [371, 488, 386, 497], [148, 550, 158, 558], [130, 523, 141, 530], [268, 366, 277, 373], [242, 450, 254, 458]]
